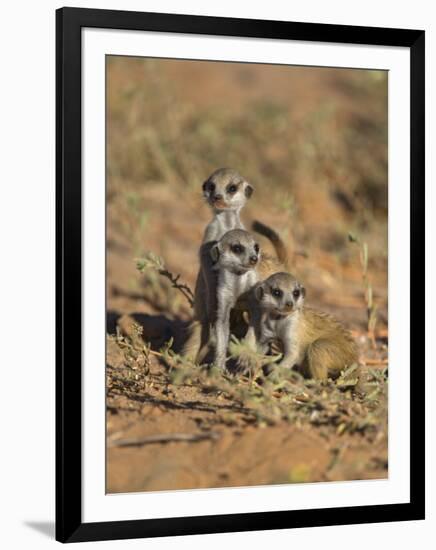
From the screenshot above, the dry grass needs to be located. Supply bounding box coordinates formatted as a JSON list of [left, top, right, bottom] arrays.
[[108, 296, 387, 437]]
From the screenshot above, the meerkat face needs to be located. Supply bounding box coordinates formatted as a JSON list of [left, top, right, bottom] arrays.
[[210, 229, 260, 275], [255, 272, 305, 315], [202, 168, 254, 212]]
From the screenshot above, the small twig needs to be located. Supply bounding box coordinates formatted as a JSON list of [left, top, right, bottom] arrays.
[[363, 358, 388, 366], [109, 431, 220, 447], [158, 268, 194, 307], [136, 254, 194, 308]]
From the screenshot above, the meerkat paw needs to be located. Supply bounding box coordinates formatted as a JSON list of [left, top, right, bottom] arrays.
[[213, 362, 227, 372], [234, 353, 259, 376], [212, 355, 227, 371]]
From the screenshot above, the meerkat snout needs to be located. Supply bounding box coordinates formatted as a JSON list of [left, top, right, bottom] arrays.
[[202, 168, 254, 211], [210, 229, 260, 275], [255, 272, 305, 315]]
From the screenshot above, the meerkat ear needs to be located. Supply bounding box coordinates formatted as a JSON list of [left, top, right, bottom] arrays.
[[254, 284, 264, 301], [210, 244, 220, 263], [202, 180, 209, 193], [244, 184, 254, 199]]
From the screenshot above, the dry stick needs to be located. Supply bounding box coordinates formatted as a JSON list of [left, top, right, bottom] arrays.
[[158, 268, 194, 307], [109, 431, 220, 448], [363, 358, 388, 365], [137, 256, 194, 307]]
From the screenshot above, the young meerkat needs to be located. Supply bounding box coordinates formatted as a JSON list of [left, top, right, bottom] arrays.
[[246, 272, 358, 380], [206, 229, 261, 370]]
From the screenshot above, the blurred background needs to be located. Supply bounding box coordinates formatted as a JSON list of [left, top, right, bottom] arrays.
[[106, 56, 388, 339]]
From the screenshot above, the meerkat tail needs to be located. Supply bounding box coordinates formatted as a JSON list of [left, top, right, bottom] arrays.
[[252, 220, 288, 267], [180, 320, 203, 360]]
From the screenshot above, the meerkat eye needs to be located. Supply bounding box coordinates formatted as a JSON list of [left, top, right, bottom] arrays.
[[254, 243, 260, 253], [293, 289, 300, 299], [208, 182, 215, 192], [231, 244, 244, 254], [272, 288, 283, 298], [227, 184, 238, 194]]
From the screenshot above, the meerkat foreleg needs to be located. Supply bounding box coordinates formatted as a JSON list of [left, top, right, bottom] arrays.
[[243, 325, 257, 351], [233, 325, 253, 374], [279, 333, 300, 370]]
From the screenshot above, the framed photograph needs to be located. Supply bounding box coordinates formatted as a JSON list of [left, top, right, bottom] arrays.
[[56, 7, 425, 543]]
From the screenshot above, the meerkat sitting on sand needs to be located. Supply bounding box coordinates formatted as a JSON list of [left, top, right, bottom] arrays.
[[245, 272, 358, 380], [202, 229, 260, 370]]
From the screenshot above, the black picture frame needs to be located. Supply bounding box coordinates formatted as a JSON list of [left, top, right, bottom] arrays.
[[56, 7, 425, 543]]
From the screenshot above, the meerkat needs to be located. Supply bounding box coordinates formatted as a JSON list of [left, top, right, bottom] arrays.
[[245, 272, 358, 380], [204, 229, 260, 370]]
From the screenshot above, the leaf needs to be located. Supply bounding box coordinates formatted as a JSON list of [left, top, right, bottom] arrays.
[[136, 251, 165, 273]]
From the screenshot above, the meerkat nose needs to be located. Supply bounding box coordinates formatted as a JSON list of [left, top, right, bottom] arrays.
[[249, 255, 258, 265], [286, 301, 293, 308], [213, 194, 223, 202]]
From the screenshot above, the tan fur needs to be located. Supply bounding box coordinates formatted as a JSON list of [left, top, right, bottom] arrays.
[[297, 308, 359, 379]]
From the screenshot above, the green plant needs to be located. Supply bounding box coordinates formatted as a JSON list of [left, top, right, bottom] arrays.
[[348, 232, 378, 346]]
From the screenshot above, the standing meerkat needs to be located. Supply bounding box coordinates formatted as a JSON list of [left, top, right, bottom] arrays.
[[181, 168, 255, 360], [246, 272, 358, 380], [205, 229, 260, 370]]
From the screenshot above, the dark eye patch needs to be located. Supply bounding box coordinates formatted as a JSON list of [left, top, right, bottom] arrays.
[[272, 288, 283, 298], [226, 183, 238, 194], [231, 244, 244, 254], [254, 243, 260, 253], [208, 182, 216, 192], [292, 289, 300, 299]]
